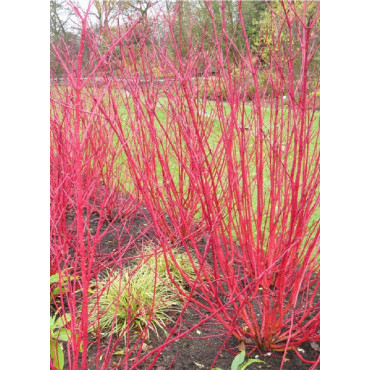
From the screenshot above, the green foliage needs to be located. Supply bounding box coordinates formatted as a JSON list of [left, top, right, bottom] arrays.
[[88, 246, 199, 340], [88, 267, 179, 339], [168, 1, 267, 62], [50, 270, 75, 301], [212, 350, 266, 370], [310, 88, 320, 110], [256, 1, 320, 85], [50, 270, 79, 369], [197, 77, 236, 101], [50, 313, 71, 370], [140, 245, 200, 287]]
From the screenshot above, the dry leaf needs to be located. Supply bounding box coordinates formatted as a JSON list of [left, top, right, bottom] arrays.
[[283, 357, 290, 363], [237, 342, 246, 351], [142, 343, 149, 352], [310, 342, 320, 351]]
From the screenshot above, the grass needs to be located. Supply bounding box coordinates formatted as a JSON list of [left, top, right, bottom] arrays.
[[56, 88, 319, 247], [88, 268, 178, 339], [118, 94, 319, 225], [87, 245, 200, 340]]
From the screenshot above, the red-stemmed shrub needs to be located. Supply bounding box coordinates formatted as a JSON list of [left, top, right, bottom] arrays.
[[51, 1, 319, 368]]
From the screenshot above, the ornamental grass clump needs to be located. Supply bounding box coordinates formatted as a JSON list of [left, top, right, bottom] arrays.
[[88, 246, 198, 339], [88, 267, 179, 340], [139, 244, 201, 290]]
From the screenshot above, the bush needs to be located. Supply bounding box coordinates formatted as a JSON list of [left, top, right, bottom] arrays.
[[51, 1, 320, 367]]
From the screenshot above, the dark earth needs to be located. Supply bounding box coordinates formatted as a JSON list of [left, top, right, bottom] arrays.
[[60, 200, 320, 369]]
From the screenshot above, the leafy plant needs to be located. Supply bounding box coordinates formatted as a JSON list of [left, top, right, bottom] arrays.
[[50, 270, 80, 369], [50, 312, 71, 370], [213, 351, 266, 370], [50, 269, 75, 302]]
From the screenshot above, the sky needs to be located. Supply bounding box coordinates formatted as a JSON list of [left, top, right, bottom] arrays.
[[57, 0, 162, 30]]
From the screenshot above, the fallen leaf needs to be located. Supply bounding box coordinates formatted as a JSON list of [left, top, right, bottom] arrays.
[[283, 357, 290, 363], [310, 342, 320, 351], [194, 362, 205, 368], [237, 342, 246, 352], [142, 343, 149, 352]]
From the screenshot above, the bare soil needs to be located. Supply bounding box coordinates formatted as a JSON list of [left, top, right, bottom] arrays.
[[62, 202, 320, 369]]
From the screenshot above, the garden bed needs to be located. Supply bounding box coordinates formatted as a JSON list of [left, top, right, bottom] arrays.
[[63, 202, 319, 370]]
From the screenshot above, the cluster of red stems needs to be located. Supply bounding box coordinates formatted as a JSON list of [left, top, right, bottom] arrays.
[[50, 1, 320, 369]]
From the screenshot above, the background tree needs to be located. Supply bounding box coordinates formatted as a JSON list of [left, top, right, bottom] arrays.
[[50, 0, 77, 81], [50, 0, 72, 41]]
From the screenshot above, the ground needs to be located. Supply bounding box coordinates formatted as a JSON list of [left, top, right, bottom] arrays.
[[62, 200, 319, 370]]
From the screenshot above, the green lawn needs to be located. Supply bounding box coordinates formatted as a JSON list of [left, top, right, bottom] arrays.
[[110, 94, 319, 241], [53, 88, 319, 247]]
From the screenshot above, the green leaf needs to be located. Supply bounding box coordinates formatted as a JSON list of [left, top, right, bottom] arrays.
[[212, 368, 223, 370], [57, 328, 71, 342], [231, 351, 246, 370], [239, 359, 266, 370], [52, 287, 61, 296], [51, 340, 64, 370], [50, 340, 56, 360], [54, 313, 71, 328], [50, 315, 57, 328], [56, 342, 64, 370], [51, 269, 75, 286], [52, 287, 68, 296], [54, 318, 64, 328], [50, 273, 59, 284]]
